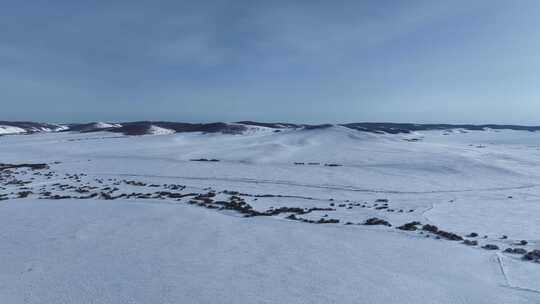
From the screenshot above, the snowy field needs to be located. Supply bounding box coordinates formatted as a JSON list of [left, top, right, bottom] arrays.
[[1, 126, 540, 303]]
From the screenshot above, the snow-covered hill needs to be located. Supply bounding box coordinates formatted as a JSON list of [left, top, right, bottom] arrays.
[[3, 120, 540, 136], [147, 125, 175, 135], [67, 122, 122, 133], [0, 125, 26, 135], [0, 121, 67, 135]]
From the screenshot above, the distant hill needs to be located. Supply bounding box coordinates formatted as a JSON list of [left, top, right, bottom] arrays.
[[1, 120, 540, 136]]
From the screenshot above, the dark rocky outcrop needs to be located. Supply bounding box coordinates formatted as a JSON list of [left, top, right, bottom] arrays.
[[4, 121, 540, 137], [0, 163, 49, 171], [363, 218, 391, 227], [523, 250, 540, 261], [17, 191, 32, 198], [422, 224, 439, 233], [397, 221, 421, 231], [190, 158, 220, 162], [482, 244, 499, 250], [342, 123, 540, 134], [504, 248, 527, 255], [435, 230, 463, 241]]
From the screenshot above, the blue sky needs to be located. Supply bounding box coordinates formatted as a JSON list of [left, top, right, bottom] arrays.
[[2, 0, 540, 124]]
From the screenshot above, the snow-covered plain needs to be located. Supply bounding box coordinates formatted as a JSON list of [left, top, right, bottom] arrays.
[[1, 126, 540, 303]]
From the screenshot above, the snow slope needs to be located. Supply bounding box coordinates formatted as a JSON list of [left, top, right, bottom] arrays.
[[0, 125, 26, 135], [0, 122, 67, 134], [93, 122, 121, 129], [147, 125, 175, 135]]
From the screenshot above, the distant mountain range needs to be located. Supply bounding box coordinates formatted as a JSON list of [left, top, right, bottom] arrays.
[[1, 120, 540, 136]]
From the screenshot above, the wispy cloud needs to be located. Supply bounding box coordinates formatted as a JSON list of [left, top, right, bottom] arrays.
[[2, 0, 540, 123]]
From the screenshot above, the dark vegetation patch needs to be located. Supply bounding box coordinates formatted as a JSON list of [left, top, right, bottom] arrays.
[[342, 123, 540, 134], [523, 250, 540, 262], [4, 121, 540, 137], [505, 248, 527, 255], [363, 218, 391, 227], [397, 221, 421, 231], [0, 163, 49, 171], [434, 230, 463, 241], [235, 121, 298, 129], [238, 121, 540, 134], [422, 224, 439, 233], [65, 122, 248, 136], [125, 180, 146, 186], [222, 190, 314, 200], [416, 223, 463, 241], [403, 138, 422, 142], [112, 122, 246, 136], [294, 162, 343, 167], [2, 165, 536, 265], [482, 244, 500, 250], [17, 191, 32, 198], [286, 214, 340, 224], [66, 122, 119, 133], [190, 158, 220, 162], [463, 240, 478, 246], [211, 195, 335, 218], [0, 121, 61, 134]]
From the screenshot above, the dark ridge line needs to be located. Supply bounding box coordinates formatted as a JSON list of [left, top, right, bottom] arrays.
[[3, 120, 540, 136]]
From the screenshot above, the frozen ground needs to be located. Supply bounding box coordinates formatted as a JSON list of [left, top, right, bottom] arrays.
[[1, 126, 540, 303]]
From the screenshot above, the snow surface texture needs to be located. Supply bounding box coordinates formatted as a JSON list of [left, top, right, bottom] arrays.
[[1, 127, 540, 303]]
